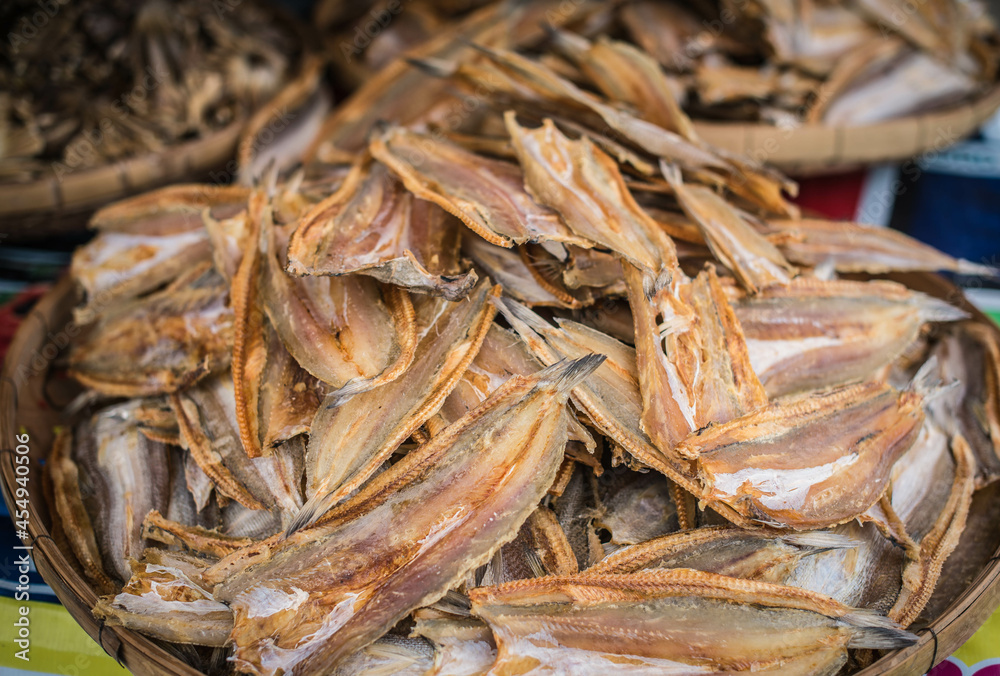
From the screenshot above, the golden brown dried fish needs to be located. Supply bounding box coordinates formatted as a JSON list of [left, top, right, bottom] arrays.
[[94, 558, 233, 647], [594, 470, 679, 546], [142, 510, 254, 559], [676, 379, 926, 530], [291, 280, 498, 532], [370, 125, 589, 250], [926, 322, 1000, 486], [69, 263, 234, 397], [549, 30, 695, 140], [663, 163, 795, 293], [734, 278, 967, 397], [259, 205, 417, 392], [764, 218, 998, 276], [287, 158, 477, 300], [212, 356, 603, 675], [463, 237, 581, 308], [506, 114, 678, 273], [589, 526, 856, 582], [625, 263, 767, 457], [470, 570, 916, 675]]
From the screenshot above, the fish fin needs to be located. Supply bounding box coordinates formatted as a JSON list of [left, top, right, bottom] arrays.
[[843, 611, 917, 649], [780, 531, 860, 551], [324, 378, 364, 409], [909, 355, 961, 407], [659, 160, 682, 187], [536, 355, 606, 393], [492, 296, 552, 337]]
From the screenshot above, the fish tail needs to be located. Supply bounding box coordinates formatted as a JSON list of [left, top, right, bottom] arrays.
[[913, 292, 969, 324], [955, 258, 1000, 278], [843, 611, 917, 649], [536, 354, 605, 393], [283, 491, 335, 538], [492, 296, 550, 335]]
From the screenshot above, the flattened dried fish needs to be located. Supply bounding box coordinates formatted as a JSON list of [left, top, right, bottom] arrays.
[[412, 616, 497, 676], [292, 280, 498, 532], [72, 401, 170, 582], [71, 227, 211, 324], [506, 114, 678, 273], [215, 356, 604, 675], [734, 278, 967, 397], [69, 264, 233, 397], [90, 184, 251, 233], [624, 264, 766, 456], [764, 218, 998, 276], [550, 30, 695, 140], [663, 164, 795, 292], [94, 558, 233, 646], [676, 380, 926, 529], [49, 428, 116, 594], [463, 237, 578, 308], [589, 526, 855, 583], [287, 158, 477, 300], [927, 322, 1000, 485], [470, 570, 916, 675], [259, 207, 417, 392], [370, 125, 588, 250]]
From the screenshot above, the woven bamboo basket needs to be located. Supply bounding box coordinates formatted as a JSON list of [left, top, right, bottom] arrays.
[[693, 84, 1000, 176], [1, 273, 998, 675]]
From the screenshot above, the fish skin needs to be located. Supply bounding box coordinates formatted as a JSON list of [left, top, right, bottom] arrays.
[[593, 470, 679, 546], [286, 158, 478, 300], [89, 184, 252, 233], [214, 356, 604, 676], [290, 280, 499, 533], [94, 558, 233, 647], [676, 380, 925, 530], [370, 125, 588, 250], [734, 278, 967, 397], [470, 570, 915, 675], [505, 114, 678, 274], [69, 264, 234, 397], [412, 616, 497, 676], [463, 237, 579, 308]]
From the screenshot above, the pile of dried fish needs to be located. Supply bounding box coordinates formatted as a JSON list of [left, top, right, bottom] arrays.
[[0, 0, 301, 183], [314, 0, 1000, 128], [49, 3, 1000, 675]]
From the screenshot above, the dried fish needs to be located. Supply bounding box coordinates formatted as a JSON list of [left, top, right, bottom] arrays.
[[142, 510, 254, 559], [734, 278, 967, 397], [594, 470, 678, 546], [624, 263, 767, 457], [94, 557, 233, 647], [764, 218, 998, 276], [371, 125, 588, 250], [214, 356, 603, 674], [663, 164, 795, 292], [470, 570, 916, 674], [411, 616, 497, 676], [259, 206, 417, 392], [69, 264, 234, 397], [676, 379, 926, 529], [287, 158, 477, 300], [506, 114, 678, 273], [292, 280, 498, 532], [71, 401, 171, 582], [588, 526, 856, 583]]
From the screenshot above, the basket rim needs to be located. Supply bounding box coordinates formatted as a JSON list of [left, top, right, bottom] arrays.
[[1, 273, 999, 675], [692, 81, 1000, 174]]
